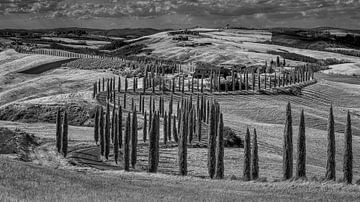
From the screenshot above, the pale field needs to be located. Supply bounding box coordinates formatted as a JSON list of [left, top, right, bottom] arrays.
[[323, 63, 360, 76], [141, 29, 360, 66]]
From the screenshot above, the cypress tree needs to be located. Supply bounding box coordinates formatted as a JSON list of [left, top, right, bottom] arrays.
[[118, 77, 121, 92], [243, 127, 251, 181], [62, 111, 68, 157], [94, 106, 99, 145], [173, 114, 178, 143], [100, 107, 105, 156], [283, 102, 293, 180], [188, 109, 193, 144], [105, 102, 111, 160], [131, 107, 138, 168], [251, 128, 259, 180], [197, 109, 202, 142], [208, 104, 216, 178], [111, 106, 116, 142], [118, 104, 122, 149], [178, 110, 188, 175], [123, 93, 126, 109], [164, 112, 168, 144], [215, 113, 224, 179], [124, 112, 131, 171], [114, 113, 119, 164], [148, 113, 158, 173], [325, 105, 336, 181], [343, 111, 353, 184], [296, 110, 306, 179], [143, 111, 147, 142], [168, 111, 172, 141], [56, 108, 62, 152]]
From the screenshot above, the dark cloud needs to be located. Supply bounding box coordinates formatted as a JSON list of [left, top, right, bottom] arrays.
[[0, 0, 359, 28]]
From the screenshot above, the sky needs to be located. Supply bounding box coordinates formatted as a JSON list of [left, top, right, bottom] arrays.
[[0, 0, 359, 30]]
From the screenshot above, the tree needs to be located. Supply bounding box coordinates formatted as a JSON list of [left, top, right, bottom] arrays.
[[99, 107, 105, 156], [164, 112, 168, 144], [94, 106, 99, 145], [143, 111, 147, 142], [118, 105, 122, 149], [215, 113, 224, 179], [124, 112, 131, 171], [56, 108, 62, 152], [148, 113, 158, 173], [325, 105, 336, 181], [105, 102, 111, 160], [283, 102, 293, 180], [208, 103, 216, 178], [62, 111, 68, 157], [296, 110, 306, 179], [131, 107, 138, 168], [173, 115, 178, 143], [243, 127, 251, 181], [178, 110, 188, 176], [343, 111, 353, 184], [251, 128, 259, 180], [114, 113, 119, 164]]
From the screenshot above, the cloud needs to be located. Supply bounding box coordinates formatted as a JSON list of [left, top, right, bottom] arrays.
[[0, 0, 359, 28]]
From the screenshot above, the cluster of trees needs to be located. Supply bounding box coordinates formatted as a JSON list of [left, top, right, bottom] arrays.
[[283, 103, 354, 183]]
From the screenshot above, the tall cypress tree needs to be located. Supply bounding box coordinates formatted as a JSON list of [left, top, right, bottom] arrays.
[[168, 112, 172, 142], [243, 127, 251, 181], [325, 105, 336, 181], [188, 109, 193, 144], [164, 112, 168, 144], [111, 106, 116, 143], [208, 103, 216, 179], [173, 115, 178, 143], [114, 113, 119, 164], [343, 111, 353, 184], [296, 110, 306, 179], [148, 113, 158, 173], [56, 108, 62, 152], [178, 110, 188, 175], [283, 102, 293, 180], [62, 111, 68, 157], [105, 102, 110, 160], [251, 128, 259, 180], [99, 107, 105, 156], [215, 113, 224, 179], [143, 111, 147, 142], [94, 106, 99, 145], [124, 112, 131, 171], [118, 105, 122, 149], [131, 107, 138, 168]]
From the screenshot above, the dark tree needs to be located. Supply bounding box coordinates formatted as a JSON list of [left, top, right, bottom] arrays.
[[99, 107, 105, 156], [283, 102, 293, 180], [124, 112, 131, 171], [143, 111, 147, 142], [296, 110, 306, 179], [343, 111, 353, 184], [178, 110, 188, 176], [62, 111, 68, 157], [325, 105, 336, 181], [148, 113, 158, 173], [118, 105, 122, 149], [131, 107, 138, 168], [251, 128, 259, 180], [173, 115, 178, 143], [56, 108, 62, 152], [215, 113, 224, 179], [243, 127, 251, 181], [208, 104, 216, 179], [94, 106, 99, 145], [114, 113, 119, 164], [105, 102, 111, 160]]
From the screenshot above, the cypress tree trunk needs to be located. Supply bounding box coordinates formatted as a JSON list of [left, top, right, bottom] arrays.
[[105, 103, 111, 160], [243, 127, 251, 181], [325, 105, 336, 181], [56, 108, 62, 152], [131, 108, 138, 168], [114, 113, 119, 164], [343, 111, 353, 184], [62, 111, 68, 157], [215, 113, 224, 179], [178, 110, 188, 175], [208, 103, 216, 178], [148, 113, 156, 172], [197, 109, 202, 142], [173, 114, 178, 143], [123, 93, 126, 109], [251, 128, 259, 180], [118, 77, 121, 92], [124, 112, 131, 171], [283, 102, 293, 180], [94, 106, 99, 145], [296, 110, 306, 179], [100, 107, 105, 156], [143, 111, 147, 142]]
